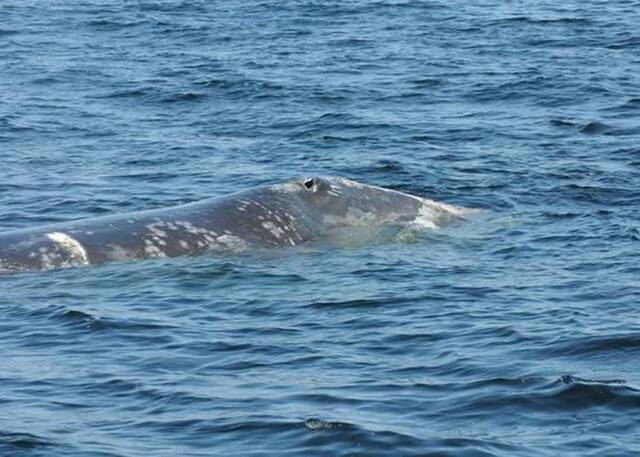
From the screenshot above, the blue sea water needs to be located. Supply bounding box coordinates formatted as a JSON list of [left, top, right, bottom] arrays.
[[2, 0, 640, 455]]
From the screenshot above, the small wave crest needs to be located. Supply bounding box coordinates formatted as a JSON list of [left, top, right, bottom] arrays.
[[0, 431, 53, 450], [446, 375, 640, 416]]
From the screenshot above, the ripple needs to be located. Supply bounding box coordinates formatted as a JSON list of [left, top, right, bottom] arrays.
[[304, 418, 353, 431], [446, 375, 640, 416], [59, 308, 106, 330], [579, 120, 611, 135], [0, 431, 53, 450], [85, 18, 147, 30], [305, 296, 416, 310], [161, 91, 207, 103], [493, 16, 592, 25], [546, 376, 640, 411], [549, 118, 576, 128], [407, 78, 443, 88], [195, 77, 284, 92], [545, 333, 640, 356], [606, 35, 640, 49]]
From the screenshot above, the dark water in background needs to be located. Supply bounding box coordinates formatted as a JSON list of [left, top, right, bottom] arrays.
[[2, 0, 640, 455]]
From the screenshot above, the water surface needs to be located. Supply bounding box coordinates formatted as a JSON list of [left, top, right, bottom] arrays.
[[2, 1, 640, 455]]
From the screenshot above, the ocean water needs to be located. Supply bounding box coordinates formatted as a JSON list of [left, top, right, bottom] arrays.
[[2, 0, 640, 455]]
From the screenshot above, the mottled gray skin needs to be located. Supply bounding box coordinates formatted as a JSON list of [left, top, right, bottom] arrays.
[[0, 176, 474, 273]]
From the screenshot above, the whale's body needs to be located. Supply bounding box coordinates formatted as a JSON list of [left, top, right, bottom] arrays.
[[0, 176, 476, 274]]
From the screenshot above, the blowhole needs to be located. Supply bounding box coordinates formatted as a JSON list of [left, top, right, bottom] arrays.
[[304, 178, 314, 189]]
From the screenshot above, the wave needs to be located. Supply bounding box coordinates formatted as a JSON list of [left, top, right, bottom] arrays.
[[545, 333, 640, 356], [491, 16, 592, 26], [0, 431, 53, 451], [441, 375, 640, 417], [95, 87, 207, 104]]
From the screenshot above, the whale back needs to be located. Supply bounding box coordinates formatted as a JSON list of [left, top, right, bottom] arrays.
[[0, 177, 476, 273]]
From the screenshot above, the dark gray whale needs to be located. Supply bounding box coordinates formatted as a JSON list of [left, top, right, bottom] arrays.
[[0, 176, 476, 273]]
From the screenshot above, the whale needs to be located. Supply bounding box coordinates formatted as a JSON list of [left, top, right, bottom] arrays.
[[0, 176, 476, 274]]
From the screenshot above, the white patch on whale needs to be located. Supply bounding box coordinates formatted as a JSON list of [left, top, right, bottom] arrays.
[[210, 234, 248, 253], [261, 220, 284, 239], [322, 207, 377, 227], [45, 232, 90, 267], [105, 244, 135, 261]]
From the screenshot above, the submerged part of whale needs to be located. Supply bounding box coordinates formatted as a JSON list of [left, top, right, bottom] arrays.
[[0, 176, 477, 273]]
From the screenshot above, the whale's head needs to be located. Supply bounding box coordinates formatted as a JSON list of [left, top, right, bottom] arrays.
[[283, 176, 470, 233]]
